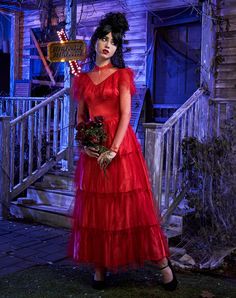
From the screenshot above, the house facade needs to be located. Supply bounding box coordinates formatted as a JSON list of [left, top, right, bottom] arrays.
[[0, 0, 235, 246]]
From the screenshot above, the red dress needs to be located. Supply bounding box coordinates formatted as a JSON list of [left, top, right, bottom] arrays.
[[69, 64, 170, 272]]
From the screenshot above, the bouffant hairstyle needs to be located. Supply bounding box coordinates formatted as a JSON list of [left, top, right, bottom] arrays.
[[88, 12, 129, 69]]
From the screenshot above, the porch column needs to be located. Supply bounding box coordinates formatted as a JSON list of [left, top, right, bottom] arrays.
[[61, 0, 77, 171], [201, 1, 217, 138], [10, 12, 20, 96], [0, 116, 11, 219], [143, 123, 164, 212]]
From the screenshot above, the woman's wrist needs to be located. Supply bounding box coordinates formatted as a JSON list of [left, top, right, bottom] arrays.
[[110, 146, 119, 153]]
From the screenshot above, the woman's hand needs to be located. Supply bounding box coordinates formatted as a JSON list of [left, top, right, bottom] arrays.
[[83, 146, 100, 158], [97, 150, 117, 170]]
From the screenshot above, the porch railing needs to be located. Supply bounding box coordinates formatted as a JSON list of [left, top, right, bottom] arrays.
[[0, 87, 74, 218], [143, 88, 210, 222], [0, 96, 46, 117], [209, 98, 236, 137]]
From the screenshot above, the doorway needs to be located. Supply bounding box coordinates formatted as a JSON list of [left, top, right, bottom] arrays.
[[147, 7, 201, 122], [154, 22, 201, 105], [0, 12, 11, 95]]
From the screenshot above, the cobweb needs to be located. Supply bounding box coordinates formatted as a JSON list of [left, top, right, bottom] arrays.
[[168, 117, 236, 269]]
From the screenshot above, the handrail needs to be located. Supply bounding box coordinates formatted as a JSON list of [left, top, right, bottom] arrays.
[[162, 88, 204, 133], [11, 88, 69, 125], [144, 88, 209, 223]]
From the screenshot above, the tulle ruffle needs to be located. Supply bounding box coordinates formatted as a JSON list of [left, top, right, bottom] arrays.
[[68, 225, 169, 272]]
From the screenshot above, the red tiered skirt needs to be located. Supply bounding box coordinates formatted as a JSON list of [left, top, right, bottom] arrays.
[[68, 118, 169, 271]]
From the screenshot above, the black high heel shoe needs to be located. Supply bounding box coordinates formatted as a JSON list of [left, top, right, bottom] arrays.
[[92, 270, 107, 290], [92, 278, 106, 290], [160, 259, 178, 291]]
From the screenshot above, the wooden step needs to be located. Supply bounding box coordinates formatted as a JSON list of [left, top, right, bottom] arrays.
[[10, 202, 71, 228], [10, 201, 184, 240], [9, 172, 75, 227], [27, 174, 75, 209], [27, 188, 74, 209]]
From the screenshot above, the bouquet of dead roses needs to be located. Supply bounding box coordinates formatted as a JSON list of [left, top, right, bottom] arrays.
[[75, 116, 108, 155], [75, 116, 117, 174]]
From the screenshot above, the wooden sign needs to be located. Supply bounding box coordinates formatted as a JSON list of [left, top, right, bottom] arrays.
[[47, 40, 86, 62]]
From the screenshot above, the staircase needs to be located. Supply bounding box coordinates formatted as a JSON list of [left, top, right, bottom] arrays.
[[9, 138, 80, 229], [10, 171, 186, 240], [10, 172, 74, 228]]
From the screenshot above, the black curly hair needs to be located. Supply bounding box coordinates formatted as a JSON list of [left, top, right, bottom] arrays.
[[88, 12, 129, 69]]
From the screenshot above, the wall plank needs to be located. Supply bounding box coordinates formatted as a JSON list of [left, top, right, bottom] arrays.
[[216, 1, 236, 99]]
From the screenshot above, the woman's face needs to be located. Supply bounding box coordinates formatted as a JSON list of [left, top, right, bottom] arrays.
[[95, 32, 117, 61]]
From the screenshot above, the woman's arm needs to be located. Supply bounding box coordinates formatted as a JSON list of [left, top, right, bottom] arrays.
[[97, 69, 135, 169], [110, 84, 131, 152], [97, 76, 132, 169], [77, 100, 87, 125]]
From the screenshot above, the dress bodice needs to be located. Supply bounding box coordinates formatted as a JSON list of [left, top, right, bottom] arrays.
[[73, 64, 136, 121]]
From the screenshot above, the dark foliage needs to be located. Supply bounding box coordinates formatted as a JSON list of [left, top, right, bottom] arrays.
[[181, 118, 236, 250]]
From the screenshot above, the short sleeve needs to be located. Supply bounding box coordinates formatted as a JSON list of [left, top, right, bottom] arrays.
[[71, 73, 86, 102], [118, 68, 136, 96]]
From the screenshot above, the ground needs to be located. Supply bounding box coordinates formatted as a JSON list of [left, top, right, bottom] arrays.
[[0, 263, 236, 298], [0, 219, 235, 298]]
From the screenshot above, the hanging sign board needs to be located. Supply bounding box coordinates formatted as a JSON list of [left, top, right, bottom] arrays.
[[47, 40, 86, 62]]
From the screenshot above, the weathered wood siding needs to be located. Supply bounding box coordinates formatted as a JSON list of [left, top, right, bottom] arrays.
[[19, 10, 40, 80], [19, 0, 198, 85], [216, 0, 236, 99]]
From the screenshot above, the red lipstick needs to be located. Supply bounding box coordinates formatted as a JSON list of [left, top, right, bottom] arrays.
[[102, 49, 109, 54]]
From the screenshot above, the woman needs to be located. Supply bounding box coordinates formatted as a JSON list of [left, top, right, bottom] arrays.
[[69, 12, 178, 291]]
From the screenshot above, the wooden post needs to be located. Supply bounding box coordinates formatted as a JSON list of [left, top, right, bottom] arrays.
[[0, 117, 11, 219], [61, 0, 77, 171], [200, 1, 216, 97], [10, 13, 20, 96], [200, 1, 216, 138], [143, 123, 164, 213]]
